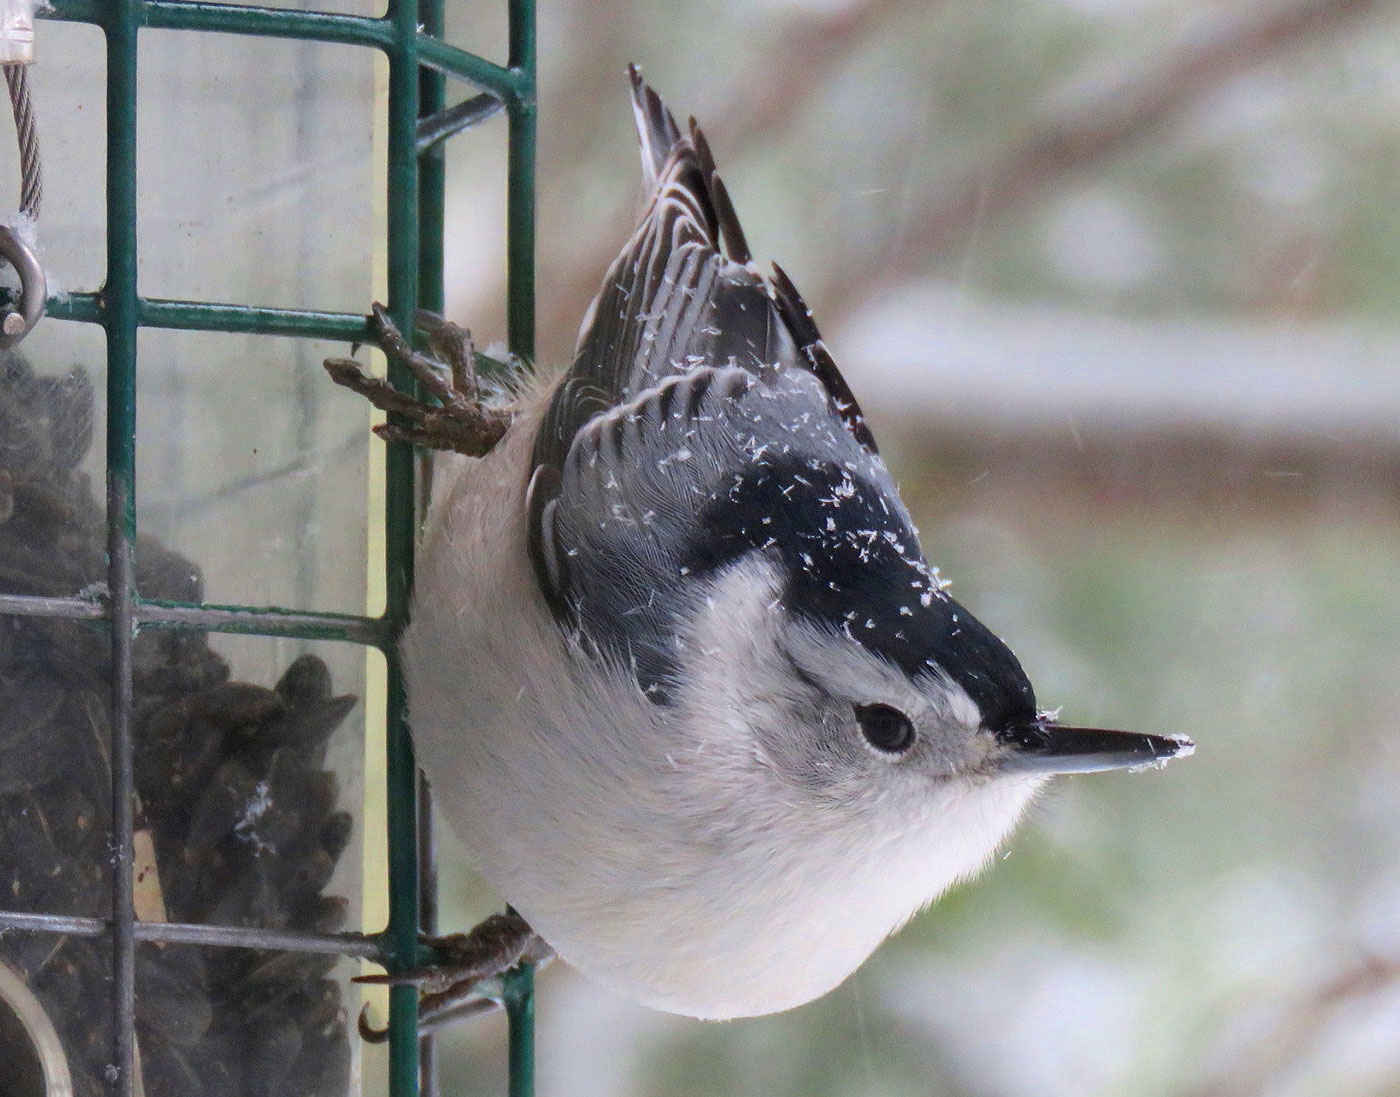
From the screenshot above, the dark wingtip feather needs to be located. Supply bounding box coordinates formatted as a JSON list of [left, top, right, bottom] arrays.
[[708, 174, 752, 264], [767, 263, 820, 345], [769, 262, 879, 454], [627, 70, 751, 264], [688, 120, 751, 263], [628, 64, 682, 186], [626, 71, 875, 454]]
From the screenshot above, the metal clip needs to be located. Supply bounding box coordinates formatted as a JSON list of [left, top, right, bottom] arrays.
[[0, 223, 45, 347]]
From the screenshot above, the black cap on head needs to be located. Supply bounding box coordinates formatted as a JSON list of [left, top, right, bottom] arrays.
[[686, 456, 1037, 732]]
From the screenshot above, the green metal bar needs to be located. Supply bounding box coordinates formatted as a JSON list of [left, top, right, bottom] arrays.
[[44, 292, 516, 378], [416, 36, 526, 103], [506, 0, 536, 363], [35, 0, 101, 23], [504, 1, 537, 1093], [0, 593, 105, 620], [104, 2, 141, 1094], [42, 291, 102, 324], [0, 591, 384, 644], [504, 965, 537, 1097], [43, 0, 396, 49], [142, 0, 393, 46], [104, 23, 139, 544], [138, 299, 374, 340], [134, 600, 386, 645], [415, 7, 445, 1091], [0, 908, 384, 958], [43, 0, 527, 104], [45, 293, 375, 342], [382, 0, 423, 1090]]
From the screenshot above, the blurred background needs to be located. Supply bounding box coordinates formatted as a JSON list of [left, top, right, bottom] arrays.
[[435, 1, 1400, 1095], [11, 0, 1400, 1094]]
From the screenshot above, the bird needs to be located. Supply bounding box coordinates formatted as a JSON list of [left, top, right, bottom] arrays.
[[328, 66, 1193, 1023]]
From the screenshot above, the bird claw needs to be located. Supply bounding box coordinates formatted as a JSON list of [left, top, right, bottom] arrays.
[[324, 302, 513, 457], [355, 909, 553, 1040]]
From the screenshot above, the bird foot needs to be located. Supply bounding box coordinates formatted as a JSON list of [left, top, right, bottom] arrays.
[[324, 303, 514, 456], [355, 909, 553, 1040]]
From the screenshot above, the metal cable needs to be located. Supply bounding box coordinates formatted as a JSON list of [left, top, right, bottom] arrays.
[[4, 63, 39, 219]]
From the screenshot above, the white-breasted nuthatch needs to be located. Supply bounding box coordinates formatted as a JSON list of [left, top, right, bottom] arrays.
[[334, 68, 1193, 1022]]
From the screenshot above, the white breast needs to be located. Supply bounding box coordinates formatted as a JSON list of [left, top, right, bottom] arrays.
[[403, 418, 1039, 1018]]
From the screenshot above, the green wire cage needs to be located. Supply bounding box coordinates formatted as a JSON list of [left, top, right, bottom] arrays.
[[0, 0, 537, 1094]]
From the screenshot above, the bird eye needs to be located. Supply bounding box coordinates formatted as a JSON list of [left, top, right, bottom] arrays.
[[854, 703, 916, 756]]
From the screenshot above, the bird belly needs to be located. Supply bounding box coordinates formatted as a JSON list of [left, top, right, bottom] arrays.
[[402, 424, 1040, 1018]]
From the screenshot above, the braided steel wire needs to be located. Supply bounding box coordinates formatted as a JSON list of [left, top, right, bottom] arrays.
[[4, 63, 40, 218]]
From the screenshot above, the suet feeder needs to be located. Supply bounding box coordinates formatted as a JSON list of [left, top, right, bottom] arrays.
[[0, 1, 537, 1095]]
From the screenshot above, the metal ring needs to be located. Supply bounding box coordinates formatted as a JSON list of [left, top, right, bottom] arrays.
[[0, 223, 45, 348], [0, 958, 73, 1097]]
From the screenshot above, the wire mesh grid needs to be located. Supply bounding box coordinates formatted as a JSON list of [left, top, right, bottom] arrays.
[[0, 0, 537, 1094]]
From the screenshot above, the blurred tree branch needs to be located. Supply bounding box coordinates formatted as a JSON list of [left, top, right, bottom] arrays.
[[533, 0, 914, 360], [527, 0, 1387, 360], [868, 0, 1389, 297], [1184, 954, 1400, 1097], [713, 0, 915, 148]]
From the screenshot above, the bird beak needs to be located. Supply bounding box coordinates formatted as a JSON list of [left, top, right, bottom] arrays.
[[996, 720, 1194, 776]]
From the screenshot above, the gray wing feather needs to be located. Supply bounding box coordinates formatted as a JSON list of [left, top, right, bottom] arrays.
[[534, 363, 887, 700], [528, 69, 887, 677], [532, 68, 870, 483]]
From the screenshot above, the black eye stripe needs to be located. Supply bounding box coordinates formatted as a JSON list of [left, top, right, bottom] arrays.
[[854, 703, 916, 755]]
